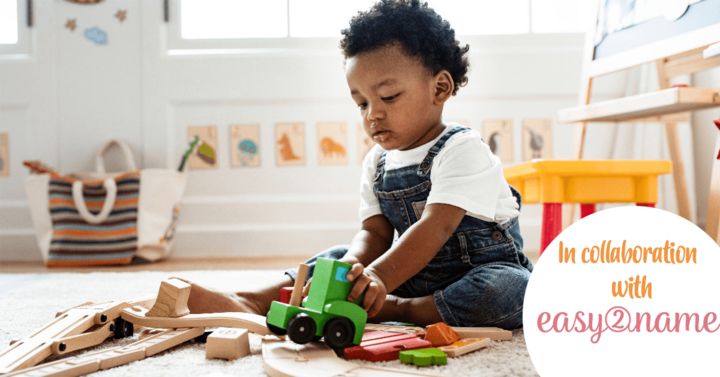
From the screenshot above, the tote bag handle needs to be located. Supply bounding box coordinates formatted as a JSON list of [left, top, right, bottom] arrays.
[[72, 178, 118, 225], [96, 139, 137, 174]]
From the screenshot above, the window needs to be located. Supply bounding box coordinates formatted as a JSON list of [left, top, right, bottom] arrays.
[[181, 0, 288, 39], [427, 0, 531, 35], [0, 0, 18, 44], [172, 0, 589, 52], [531, 0, 596, 33], [0, 0, 30, 57]]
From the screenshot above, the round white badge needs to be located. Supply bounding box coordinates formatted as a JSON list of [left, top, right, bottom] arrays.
[[524, 206, 720, 376]]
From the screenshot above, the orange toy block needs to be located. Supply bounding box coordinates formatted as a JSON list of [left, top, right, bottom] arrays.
[[423, 323, 460, 347]]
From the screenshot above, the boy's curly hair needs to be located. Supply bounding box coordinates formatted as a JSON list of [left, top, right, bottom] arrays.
[[340, 0, 470, 95]]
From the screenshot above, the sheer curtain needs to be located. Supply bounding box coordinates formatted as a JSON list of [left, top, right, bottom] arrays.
[[583, 64, 697, 222]]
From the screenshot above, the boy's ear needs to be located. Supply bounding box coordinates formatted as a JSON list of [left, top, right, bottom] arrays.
[[432, 70, 454, 105]]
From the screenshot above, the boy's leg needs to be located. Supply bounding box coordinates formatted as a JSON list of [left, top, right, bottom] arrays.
[[183, 245, 350, 315], [432, 262, 531, 329], [369, 294, 443, 326]]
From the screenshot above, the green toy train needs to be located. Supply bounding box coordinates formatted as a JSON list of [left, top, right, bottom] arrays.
[[266, 258, 367, 349]]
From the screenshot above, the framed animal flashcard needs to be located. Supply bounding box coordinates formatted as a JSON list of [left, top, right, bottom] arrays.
[[230, 125, 260, 167], [357, 122, 375, 166], [275, 123, 305, 167], [0, 133, 8, 177], [522, 119, 553, 161], [482, 119, 514, 163], [187, 125, 218, 170], [317, 122, 349, 166]]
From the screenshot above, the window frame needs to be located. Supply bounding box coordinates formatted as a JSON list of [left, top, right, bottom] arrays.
[[167, 0, 588, 56], [0, 0, 31, 58]]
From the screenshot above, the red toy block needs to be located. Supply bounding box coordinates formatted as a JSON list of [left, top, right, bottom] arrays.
[[423, 322, 461, 347], [344, 332, 432, 362], [279, 287, 293, 304]]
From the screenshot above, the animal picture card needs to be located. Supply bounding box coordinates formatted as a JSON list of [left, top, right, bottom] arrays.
[[317, 122, 349, 166], [357, 122, 375, 165], [0, 133, 8, 177], [187, 125, 219, 170], [275, 123, 305, 166], [483, 119, 514, 163], [230, 125, 260, 167], [522, 119, 553, 161]]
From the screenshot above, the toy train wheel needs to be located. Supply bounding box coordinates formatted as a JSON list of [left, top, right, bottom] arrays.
[[323, 317, 355, 349], [266, 318, 287, 336], [287, 313, 316, 344], [114, 318, 134, 339]]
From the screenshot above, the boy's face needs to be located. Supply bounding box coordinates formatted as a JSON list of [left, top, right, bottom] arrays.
[[346, 44, 444, 151]]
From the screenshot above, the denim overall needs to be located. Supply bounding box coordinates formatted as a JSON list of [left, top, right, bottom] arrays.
[[287, 126, 534, 329]]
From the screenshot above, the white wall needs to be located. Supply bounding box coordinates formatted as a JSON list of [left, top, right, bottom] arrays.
[[6, 0, 702, 262]]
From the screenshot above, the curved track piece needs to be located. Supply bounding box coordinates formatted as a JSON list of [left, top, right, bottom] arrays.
[[121, 306, 272, 336], [261, 337, 445, 377]]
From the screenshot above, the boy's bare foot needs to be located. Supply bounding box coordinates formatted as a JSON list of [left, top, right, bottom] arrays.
[[175, 275, 295, 316], [370, 294, 444, 326]]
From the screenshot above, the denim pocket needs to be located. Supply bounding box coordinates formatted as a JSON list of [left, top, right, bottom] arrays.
[[460, 226, 520, 267]]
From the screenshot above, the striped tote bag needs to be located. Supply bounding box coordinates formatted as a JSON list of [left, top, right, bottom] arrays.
[[24, 139, 186, 266]]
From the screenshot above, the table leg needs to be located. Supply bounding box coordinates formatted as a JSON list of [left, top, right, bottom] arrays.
[[636, 203, 655, 208], [541, 203, 562, 256], [580, 204, 596, 218]]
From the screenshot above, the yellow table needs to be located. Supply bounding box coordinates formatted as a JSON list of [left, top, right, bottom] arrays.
[[504, 160, 672, 255]]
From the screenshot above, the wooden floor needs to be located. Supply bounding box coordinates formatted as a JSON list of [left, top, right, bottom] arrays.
[[0, 252, 540, 273]]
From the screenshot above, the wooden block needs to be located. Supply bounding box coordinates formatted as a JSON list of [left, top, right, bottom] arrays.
[[451, 327, 512, 341], [206, 328, 250, 360], [50, 321, 115, 354], [438, 337, 492, 357], [423, 322, 460, 347], [279, 287, 293, 304], [121, 305, 271, 335], [146, 279, 191, 318]]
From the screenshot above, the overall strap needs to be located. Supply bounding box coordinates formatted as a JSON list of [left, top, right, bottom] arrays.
[[417, 126, 471, 177], [373, 150, 387, 190]]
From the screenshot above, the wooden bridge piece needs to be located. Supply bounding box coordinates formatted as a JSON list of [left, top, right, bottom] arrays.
[[0, 296, 155, 374], [121, 305, 272, 335], [146, 279, 191, 318], [4, 327, 204, 377]]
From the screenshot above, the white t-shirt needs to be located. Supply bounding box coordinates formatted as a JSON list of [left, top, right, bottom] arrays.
[[359, 123, 519, 224]]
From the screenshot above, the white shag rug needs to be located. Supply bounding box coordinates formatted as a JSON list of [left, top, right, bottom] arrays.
[[0, 271, 539, 377]]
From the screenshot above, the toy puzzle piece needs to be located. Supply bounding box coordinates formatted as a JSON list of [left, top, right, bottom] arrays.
[[262, 336, 441, 377], [424, 322, 460, 347], [344, 332, 432, 362], [438, 338, 491, 357], [399, 348, 448, 366], [451, 327, 512, 341]]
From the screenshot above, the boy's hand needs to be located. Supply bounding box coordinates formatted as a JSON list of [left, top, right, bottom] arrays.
[[346, 263, 387, 318]]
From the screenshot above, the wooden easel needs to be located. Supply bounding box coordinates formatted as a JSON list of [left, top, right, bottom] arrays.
[[560, 1, 720, 232]]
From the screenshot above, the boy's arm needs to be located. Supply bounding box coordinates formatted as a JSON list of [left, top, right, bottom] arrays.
[[346, 203, 466, 315], [339, 214, 395, 266]]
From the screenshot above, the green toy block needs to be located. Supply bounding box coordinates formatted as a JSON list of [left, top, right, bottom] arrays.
[[266, 258, 368, 348], [399, 348, 448, 366]]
